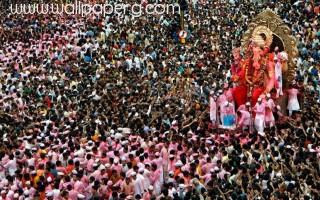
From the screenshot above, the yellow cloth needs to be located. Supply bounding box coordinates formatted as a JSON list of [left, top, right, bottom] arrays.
[[222, 155, 229, 163]]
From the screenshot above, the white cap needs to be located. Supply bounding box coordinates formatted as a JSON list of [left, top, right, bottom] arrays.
[[46, 191, 53, 197], [175, 160, 183, 167], [57, 172, 65, 176], [24, 190, 30, 196], [181, 166, 187, 171], [266, 93, 271, 98], [276, 172, 282, 177], [148, 185, 154, 190], [99, 165, 106, 170], [206, 140, 213, 144], [77, 194, 85, 199], [257, 98, 262, 102]]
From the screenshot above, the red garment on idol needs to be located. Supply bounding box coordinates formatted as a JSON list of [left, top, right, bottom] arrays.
[[232, 85, 248, 108], [231, 60, 248, 107]]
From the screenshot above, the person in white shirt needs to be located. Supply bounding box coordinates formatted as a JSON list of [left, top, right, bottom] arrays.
[[4, 154, 17, 177], [132, 172, 145, 196]]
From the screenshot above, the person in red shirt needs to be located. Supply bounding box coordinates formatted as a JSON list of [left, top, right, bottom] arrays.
[[65, 159, 75, 175]]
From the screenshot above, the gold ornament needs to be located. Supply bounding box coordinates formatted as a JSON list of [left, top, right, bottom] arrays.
[[252, 26, 273, 48]]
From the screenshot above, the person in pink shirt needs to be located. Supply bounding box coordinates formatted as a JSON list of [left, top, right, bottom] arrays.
[[160, 142, 169, 169], [200, 169, 216, 185], [98, 179, 108, 197], [167, 154, 176, 173], [80, 174, 89, 189], [143, 186, 155, 200], [98, 140, 107, 153], [90, 165, 101, 181], [201, 157, 214, 175], [168, 140, 178, 152], [143, 153, 151, 164], [106, 146, 115, 159], [217, 164, 230, 180], [66, 184, 78, 200], [111, 159, 122, 175], [86, 154, 94, 173], [237, 109, 252, 131], [224, 84, 234, 105], [73, 176, 85, 194], [153, 152, 164, 185], [149, 163, 161, 195], [59, 175, 70, 190], [55, 161, 67, 175]]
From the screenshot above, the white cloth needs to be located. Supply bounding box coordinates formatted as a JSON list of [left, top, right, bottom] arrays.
[[4, 159, 17, 176], [287, 88, 300, 111], [253, 102, 265, 134], [133, 175, 147, 196], [275, 60, 283, 97], [209, 97, 217, 123]]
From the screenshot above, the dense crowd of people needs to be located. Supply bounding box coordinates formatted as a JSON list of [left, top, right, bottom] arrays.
[[0, 0, 319, 199]]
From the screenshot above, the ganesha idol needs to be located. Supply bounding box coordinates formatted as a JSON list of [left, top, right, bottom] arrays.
[[229, 10, 298, 108], [231, 25, 289, 106]]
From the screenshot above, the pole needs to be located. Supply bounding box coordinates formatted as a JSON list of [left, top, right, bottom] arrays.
[[180, 10, 184, 30]]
